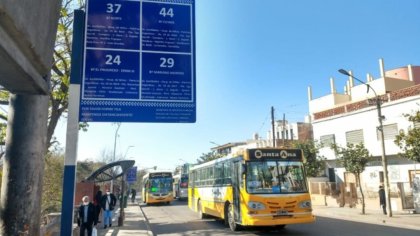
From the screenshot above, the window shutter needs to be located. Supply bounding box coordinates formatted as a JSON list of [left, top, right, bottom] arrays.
[[320, 134, 335, 147], [346, 129, 364, 144], [377, 123, 398, 140]]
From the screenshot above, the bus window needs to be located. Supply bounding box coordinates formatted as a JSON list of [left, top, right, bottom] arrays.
[[246, 161, 307, 194]]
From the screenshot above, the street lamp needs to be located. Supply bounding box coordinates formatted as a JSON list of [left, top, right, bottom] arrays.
[[111, 123, 121, 193], [338, 69, 392, 217], [209, 141, 221, 146], [123, 145, 135, 159]]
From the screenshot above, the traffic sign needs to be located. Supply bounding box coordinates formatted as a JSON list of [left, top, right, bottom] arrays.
[[126, 166, 137, 183], [80, 0, 195, 122]]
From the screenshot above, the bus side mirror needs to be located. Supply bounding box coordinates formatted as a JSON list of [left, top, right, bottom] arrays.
[[242, 164, 247, 175]]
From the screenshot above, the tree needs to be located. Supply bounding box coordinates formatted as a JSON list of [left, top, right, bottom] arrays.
[[42, 153, 64, 216], [0, 0, 88, 152], [394, 111, 420, 163], [196, 151, 223, 164], [292, 140, 326, 177], [333, 142, 372, 214]]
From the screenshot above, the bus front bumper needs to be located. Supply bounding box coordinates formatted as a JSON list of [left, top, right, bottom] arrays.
[[243, 211, 315, 226]]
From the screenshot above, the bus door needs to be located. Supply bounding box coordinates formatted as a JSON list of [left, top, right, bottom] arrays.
[[190, 170, 196, 209], [232, 161, 241, 224]]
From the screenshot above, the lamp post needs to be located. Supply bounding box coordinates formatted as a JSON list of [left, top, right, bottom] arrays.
[[111, 123, 121, 193], [123, 145, 135, 159], [209, 141, 221, 146], [118, 145, 134, 226], [338, 69, 392, 217]]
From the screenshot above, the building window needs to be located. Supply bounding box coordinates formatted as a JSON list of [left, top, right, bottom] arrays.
[[320, 134, 335, 147], [345, 129, 364, 145], [377, 123, 398, 140], [290, 128, 294, 140]]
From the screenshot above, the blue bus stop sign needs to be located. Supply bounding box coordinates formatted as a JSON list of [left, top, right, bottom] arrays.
[[80, 0, 195, 123], [126, 166, 137, 183]]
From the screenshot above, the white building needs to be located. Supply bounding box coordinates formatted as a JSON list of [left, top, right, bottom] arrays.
[[211, 121, 313, 155], [308, 59, 420, 210]]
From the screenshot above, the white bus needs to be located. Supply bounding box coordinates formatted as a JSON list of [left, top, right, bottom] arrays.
[[173, 173, 188, 200]]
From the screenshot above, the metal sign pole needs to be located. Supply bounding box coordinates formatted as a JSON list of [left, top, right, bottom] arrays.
[[60, 9, 85, 236]]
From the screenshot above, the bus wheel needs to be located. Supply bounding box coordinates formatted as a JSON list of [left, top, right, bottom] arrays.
[[197, 200, 205, 219], [277, 224, 286, 229], [227, 203, 240, 231]]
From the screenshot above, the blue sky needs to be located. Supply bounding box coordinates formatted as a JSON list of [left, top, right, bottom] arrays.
[[56, 0, 420, 170]]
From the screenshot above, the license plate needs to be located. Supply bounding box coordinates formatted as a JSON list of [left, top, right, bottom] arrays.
[[277, 210, 288, 215]]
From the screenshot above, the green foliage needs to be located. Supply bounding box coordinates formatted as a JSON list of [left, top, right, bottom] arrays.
[[42, 153, 64, 216], [196, 151, 223, 164], [76, 160, 104, 182], [394, 111, 420, 163], [292, 140, 326, 177], [41, 153, 106, 216], [131, 169, 148, 193], [332, 142, 371, 214], [332, 142, 371, 175]]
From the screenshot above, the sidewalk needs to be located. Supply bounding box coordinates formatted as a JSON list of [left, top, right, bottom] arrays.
[[96, 201, 152, 236], [313, 205, 420, 231], [90, 202, 420, 236]]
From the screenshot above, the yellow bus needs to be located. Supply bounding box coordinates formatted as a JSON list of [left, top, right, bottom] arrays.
[[142, 171, 174, 205], [188, 148, 315, 231]]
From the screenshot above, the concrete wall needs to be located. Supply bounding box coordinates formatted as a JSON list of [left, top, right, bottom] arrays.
[[0, 0, 61, 94]]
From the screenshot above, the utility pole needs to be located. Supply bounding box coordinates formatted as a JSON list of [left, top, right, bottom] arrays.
[[271, 106, 276, 147], [377, 96, 392, 217]]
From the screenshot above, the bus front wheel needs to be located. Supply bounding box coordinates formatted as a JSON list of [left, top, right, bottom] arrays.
[[227, 203, 240, 231]]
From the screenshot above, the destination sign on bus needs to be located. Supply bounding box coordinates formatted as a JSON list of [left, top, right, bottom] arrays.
[[248, 149, 302, 161], [150, 172, 172, 178]]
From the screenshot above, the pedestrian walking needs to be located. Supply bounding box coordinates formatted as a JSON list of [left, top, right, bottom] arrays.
[[77, 196, 98, 236], [131, 188, 137, 203], [378, 185, 387, 215], [100, 189, 117, 229]]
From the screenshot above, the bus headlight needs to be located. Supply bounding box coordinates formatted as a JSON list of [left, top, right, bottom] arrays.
[[299, 200, 312, 209], [248, 201, 266, 210]]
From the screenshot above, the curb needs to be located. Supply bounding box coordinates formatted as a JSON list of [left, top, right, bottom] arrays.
[[139, 203, 155, 236]]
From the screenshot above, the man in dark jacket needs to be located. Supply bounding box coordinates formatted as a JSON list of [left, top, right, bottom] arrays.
[[78, 196, 98, 236], [100, 189, 117, 228], [94, 190, 102, 222], [378, 185, 387, 215]]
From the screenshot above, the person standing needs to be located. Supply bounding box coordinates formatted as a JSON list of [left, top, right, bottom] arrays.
[[378, 185, 387, 215], [94, 190, 102, 222], [100, 189, 117, 229], [78, 196, 97, 236]]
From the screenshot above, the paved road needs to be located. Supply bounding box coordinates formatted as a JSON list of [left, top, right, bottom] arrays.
[[141, 200, 420, 236]]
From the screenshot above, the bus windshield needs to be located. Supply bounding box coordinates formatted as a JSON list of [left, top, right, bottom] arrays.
[[246, 160, 307, 194], [150, 177, 173, 193]]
